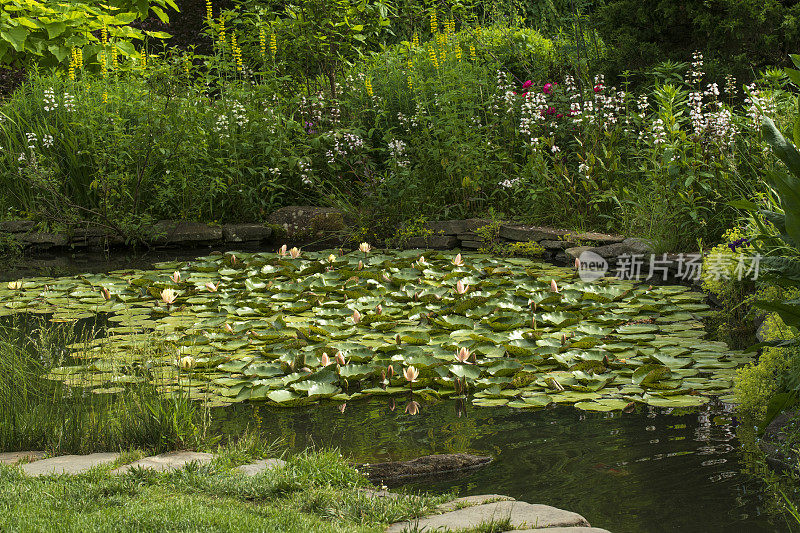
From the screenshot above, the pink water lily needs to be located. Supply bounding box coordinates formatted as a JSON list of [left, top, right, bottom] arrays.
[[357, 260, 364, 271], [100, 287, 111, 300], [375, 304, 383, 315], [170, 271, 181, 283], [455, 347, 472, 364], [320, 352, 332, 367], [289, 247, 301, 259], [574, 257, 581, 270], [224, 323, 234, 333], [550, 279, 559, 293], [359, 242, 372, 254], [278, 244, 288, 257], [455, 279, 469, 295], [205, 281, 220, 292], [335, 351, 346, 366], [352, 309, 362, 324], [452, 253, 464, 267]]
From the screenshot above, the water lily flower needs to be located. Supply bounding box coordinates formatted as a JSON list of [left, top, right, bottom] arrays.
[[403, 366, 419, 383], [170, 271, 181, 283], [338, 403, 347, 413], [375, 304, 383, 315], [160, 288, 178, 305], [352, 309, 362, 324], [327, 254, 336, 263], [100, 287, 111, 301], [455, 280, 469, 294], [334, 351, 346, 366], [455, 347, 472, 364], [357, 260, 364, 271], [290, 247, 301, 259], [224, 323, 234, 333], [230, 254, 237, 265], [7, 280, 22, 290], [359, 242, 371, 254], [387, 365, 394, 378], [320, 353, 332, 367], [405, 400, 420, 415], [452, 253, 464, 267], [179, 355, 196, 370], [205, 281, 220, 292], [574, 258, 580, 270], [278, 244, 288, 257], [550, 279, 559, 293]]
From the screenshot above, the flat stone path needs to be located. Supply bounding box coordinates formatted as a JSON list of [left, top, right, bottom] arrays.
[[20, 453, 120, 477], [111, 451, 214, 475], [2, 452, 608, 531]]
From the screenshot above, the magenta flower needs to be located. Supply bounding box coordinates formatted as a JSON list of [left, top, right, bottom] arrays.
[[522, 80, 533, 89], [593, 84, 604, 93], [543, 83, 553, 94]]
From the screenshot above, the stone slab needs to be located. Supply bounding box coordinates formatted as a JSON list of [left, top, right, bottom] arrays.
[[406, 235, 459, 250], [21, 453, 120, 476], [0, 220, 35, 233], [153, 220, 224, 245], [236, 458, 286, 476], [437, 494, 515, 512], [506, 526, 611, 533], [499, 225, 569, 242], [459, 240, 483, 249], [0, 451, 46, 465], [19, 232, 68, 246], [592, 237, 654, 260], [386, 501, 590, 532], [111, 451, 213, 474], [540, 240, 572, 250], [425, 219, 490, 236], [222, 224, 272, 243], [573, 231, 625, 244]]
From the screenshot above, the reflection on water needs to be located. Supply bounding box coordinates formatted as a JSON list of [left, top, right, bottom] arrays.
[[213, 399, 789, 533]]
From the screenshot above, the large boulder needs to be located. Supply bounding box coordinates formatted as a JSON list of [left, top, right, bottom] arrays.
[[267, 206, 347, 245]]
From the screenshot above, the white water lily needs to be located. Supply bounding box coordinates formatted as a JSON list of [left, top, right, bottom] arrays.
[[452, 253, 464, 267], [7, 280, 22, 290], [278, 244, 288, 257], [335, 351, 346, 366], [160, 288, 178, 304], [289, 247, 301, 259], [179, 355, 196, 370], [224, 323, 234, 333], [359, 242, 371, 254], [403, 366, 419, 383], [327, 254, 337, 263]]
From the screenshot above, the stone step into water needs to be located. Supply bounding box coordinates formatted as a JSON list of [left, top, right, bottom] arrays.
[[386, 499, 598, 533], [236, 458, 286, 476], [20, 453, 120, 477], [0, 451, 46, 465], [111, 451, 214, 474]]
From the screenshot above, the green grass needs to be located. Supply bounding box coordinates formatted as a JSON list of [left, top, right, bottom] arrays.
[[0, 450, 448, 533]]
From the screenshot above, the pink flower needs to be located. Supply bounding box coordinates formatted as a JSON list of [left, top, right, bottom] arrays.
[[522, 80, 533, 89], [543, 83, 553, 94], [556, 113, 563, 118], [594, 84, 604, 93]]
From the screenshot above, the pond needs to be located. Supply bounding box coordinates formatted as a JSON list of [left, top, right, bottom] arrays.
[[214, 398, 784, 533]]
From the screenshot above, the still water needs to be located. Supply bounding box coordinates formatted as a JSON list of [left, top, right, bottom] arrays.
[[215, 399, 788, 533]]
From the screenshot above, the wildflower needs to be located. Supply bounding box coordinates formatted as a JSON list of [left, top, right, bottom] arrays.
[[43, 88, 57, 111], [430, 10, 438, 33], [469, 45, 476, 61], [205, 0, 212, 22], [412, 33, 420, 48], [160, 288, 178, 304], [522, 80, 532, 89], [428, 45, 439, 69], [403, 366, 420, 383], [366, 78, 374, 98], [327, 254, 336, 263], [728, 237, 750, 252], [179, 356, 196, 370], [270, 33, 277, 58], [259, 27, 267, 59], [543, 82, 553, 94]]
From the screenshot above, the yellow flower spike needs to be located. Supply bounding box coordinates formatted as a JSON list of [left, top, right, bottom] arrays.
[[455, 45, 462, 61], [469, 45, 476, 61], [259, 27, 266, 59], [231, 33, 243, 71], [76, 48, 83, 69], [102, 90, 108, 103], [430, 11, 437, 33], [111, 46, 118, 71], [219, 14, 226, 45], [412, 32, 419, 48], [428, 45, 439, 69], [407, 76, 413, 90], [365, 77, 374, 98], [270, 32, 277, 59], [205, 0, 213, 23], [183, 56, 190, 76], [101, 25, 108, 46]]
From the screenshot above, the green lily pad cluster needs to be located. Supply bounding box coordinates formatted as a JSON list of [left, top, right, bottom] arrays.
[[2, 249, 749, 411]]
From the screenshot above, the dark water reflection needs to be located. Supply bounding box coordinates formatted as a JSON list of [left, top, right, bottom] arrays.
[[214, 399, 788, 533]]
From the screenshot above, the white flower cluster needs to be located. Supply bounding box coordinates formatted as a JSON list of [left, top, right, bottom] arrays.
[[499, 177, 520, 189], [388, 139, 410, 168], [724, 75, 738, 98], [63, 92, 75, 111], [231, 101, 248, 127], [298, 159, 312, 185], [705, 107, 737, 147], [651, 118, 667, 145], [744, 83, 776, 128], [688, 91, 705, 135], [43, 88, 57, 112], [636, 94, 649, 118], [326, 131, 365, 163], [687, 51, 704, 86], [25, 133, 37, 149]]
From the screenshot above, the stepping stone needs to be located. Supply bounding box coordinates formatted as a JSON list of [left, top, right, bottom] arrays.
[[385, 501, 590, 532], [111, 451, 213, 474], [236, 458, 286, 476], [437, 494, 515, 512], [507, 528, 611, 533], [0, 451, 46, 465], [21, 453, 120, 477]]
